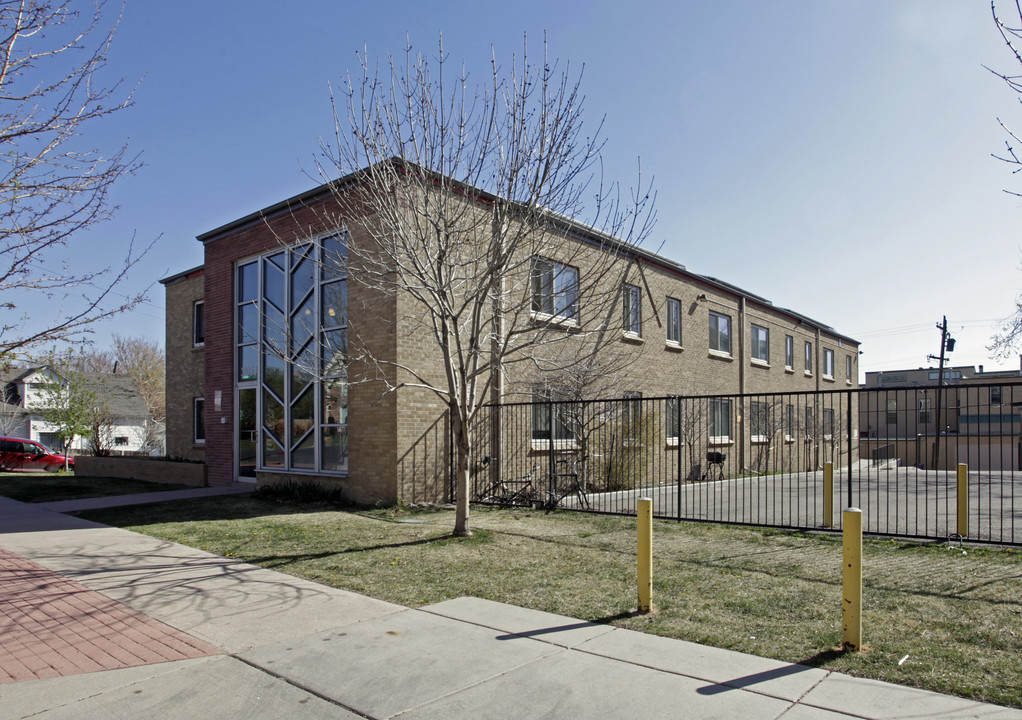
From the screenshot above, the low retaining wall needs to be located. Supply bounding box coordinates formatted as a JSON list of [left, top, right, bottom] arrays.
[[75, 456, 207, 487]]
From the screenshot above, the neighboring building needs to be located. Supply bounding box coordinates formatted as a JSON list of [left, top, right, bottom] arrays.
[[860, 365, 1022, 470], [0, 367, 153, 454], [163, 163, 860, 503]]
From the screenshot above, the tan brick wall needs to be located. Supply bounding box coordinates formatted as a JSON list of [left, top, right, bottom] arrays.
[[163, 271, 206, 461]]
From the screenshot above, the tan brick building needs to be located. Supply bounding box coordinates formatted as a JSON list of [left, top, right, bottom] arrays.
[[163, 165, 859, 503]]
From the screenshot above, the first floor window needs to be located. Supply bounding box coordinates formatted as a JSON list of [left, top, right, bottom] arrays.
[[751, 324, 769, 363], [194, 398, 205, 444], [709, 312, 731, 355], [887, 398, 897, 425], [750, 400, 770, 440], [823, 408, 835, 439], [785, 404, 795, 440], [531, 257, 579, 321], [532, 389, 576, 442], [623, 284, 641, 335], [710, 398, 731, 441], [846, 355, 853, 382], [919, 397, 931, 424], [666, 397, 680, 442], [823, 348, 835, 378], [991, 386, 1003, 404], [666, 297, 681, 344]]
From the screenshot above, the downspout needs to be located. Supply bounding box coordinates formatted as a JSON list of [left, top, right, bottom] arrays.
[[738, 296, 747, 472]]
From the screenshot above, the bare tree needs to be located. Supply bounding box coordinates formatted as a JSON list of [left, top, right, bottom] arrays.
[[311, 36, 655, 535], [0, 0, 151, 362], [988, 2, 1022, 356], [112, 334, 164, 428]]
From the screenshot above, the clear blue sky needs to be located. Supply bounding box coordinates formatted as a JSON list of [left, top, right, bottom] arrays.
[[57, 0, 1022, 377]]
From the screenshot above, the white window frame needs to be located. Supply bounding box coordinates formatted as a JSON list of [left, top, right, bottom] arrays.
[[666, 396, 681, 445], [666, 297, 682, 346], [750, 324, 769, 364], [709, 311, 732, 356], [531, 257, 579, 323], [193, 300, 205, 347], [823, 348, 835, 379], [622, 284, 642, 336], [804, 341, 813, 375], [710, 398, 732, 443], [845, 355, 853, 383], [750, 400, 770, 442], [785, 335, 794, 370]]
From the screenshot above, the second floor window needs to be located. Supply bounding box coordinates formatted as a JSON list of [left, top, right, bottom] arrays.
[[531, 258, 578, 321], [785, 335, 794, 368], [823, 348, 835, 378], [805, 341, 813, 373], [623, 284, 641, 335], [709, 311, 731, 355], [193, 301, 205, 346], [751, 324, 769, 363], [666, 297, 681, 344]]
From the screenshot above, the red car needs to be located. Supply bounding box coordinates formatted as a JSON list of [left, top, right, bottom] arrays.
[[0, 437, 74, 472]]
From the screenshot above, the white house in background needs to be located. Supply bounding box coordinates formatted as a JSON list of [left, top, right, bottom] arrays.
[[0, 367, 154, 454]]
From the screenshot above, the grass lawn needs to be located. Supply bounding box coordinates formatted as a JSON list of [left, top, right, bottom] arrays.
[[76, 499, 1022, 709], [0, 472, 195, 503]]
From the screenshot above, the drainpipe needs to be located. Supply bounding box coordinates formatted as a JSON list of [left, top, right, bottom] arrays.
[[738, 296, 746, 471]]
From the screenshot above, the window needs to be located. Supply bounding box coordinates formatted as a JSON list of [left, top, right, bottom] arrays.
[[804, 407, 815, 439], [666, 396, 681, 443], [823, 348, 834, 378], [784, 404, 795, 441], [991, 386, 1003, 404], [193, 301, 205, 346], [750, 401, 770, 441], [114, 436, 129, 446], [622, 284, 641, 335], [785, 335, 794, 369], [709, 312, 731, 355], [622, 391, 643, 437], [886, 398, 897, 425], [710, 398, 731, 442], [750, 324, 769, 363], [531, 257, 578, 321], [804, 341, 813, 374], [532, 389, 576, 443], [846, 355, 853, 382], [666, 297, 681, 345], [823, 408, 835, 439], [919, 397, 931, 424], [234, 234, 348, 473], [194, 398, 205, 444]]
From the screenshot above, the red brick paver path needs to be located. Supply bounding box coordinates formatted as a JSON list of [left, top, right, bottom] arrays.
[[0, 548, 221, 683]]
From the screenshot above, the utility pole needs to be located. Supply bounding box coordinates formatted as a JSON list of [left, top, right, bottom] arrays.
[[927, 316, 955, 469]]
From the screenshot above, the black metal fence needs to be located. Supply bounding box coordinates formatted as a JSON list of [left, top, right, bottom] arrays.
[[468, 384, 1021, 546]]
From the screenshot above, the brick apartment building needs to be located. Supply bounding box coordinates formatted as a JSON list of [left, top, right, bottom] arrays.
[[162, 163, 860, 504]]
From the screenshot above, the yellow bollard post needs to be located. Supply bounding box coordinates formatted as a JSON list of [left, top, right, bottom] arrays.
[[842, 507, 862, 651], [823, 463, 834, 528], [957, 464, 969, 538], [637, 497, 652, 614]]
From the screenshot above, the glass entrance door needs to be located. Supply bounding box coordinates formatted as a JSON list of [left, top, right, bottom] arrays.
[[238, 387, 257, 482]]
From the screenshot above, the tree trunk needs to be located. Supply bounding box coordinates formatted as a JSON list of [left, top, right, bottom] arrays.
[[452, 413, 472, 536]]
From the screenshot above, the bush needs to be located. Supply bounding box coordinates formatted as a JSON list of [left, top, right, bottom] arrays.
[[253, 479, 350, 506]]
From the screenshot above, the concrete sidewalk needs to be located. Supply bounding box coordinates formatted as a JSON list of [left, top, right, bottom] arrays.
[[1, 496, 1019, 719]]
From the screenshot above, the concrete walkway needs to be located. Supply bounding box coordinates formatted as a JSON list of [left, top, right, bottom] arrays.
[[1, 494, 1019, 719]]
